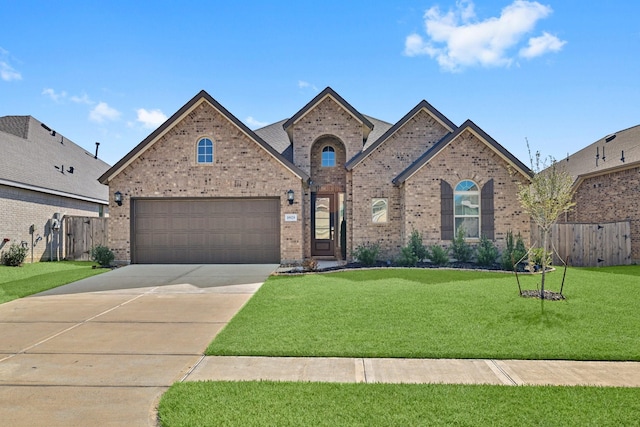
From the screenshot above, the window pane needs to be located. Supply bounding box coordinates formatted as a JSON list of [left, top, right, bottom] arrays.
[[454, 195, 479, 215], [455, 218, 479, 238], [455, 180, 478, 192], [197, 138, 213, 163], [372, 198, 388, 223], [322, 146, 335, 167], [315, 197, 330, 239]]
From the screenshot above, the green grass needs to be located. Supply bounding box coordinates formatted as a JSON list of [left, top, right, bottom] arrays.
[[0, 261, 106, 304], [158, 381, 640, 427], [206, 267, 640, 360]]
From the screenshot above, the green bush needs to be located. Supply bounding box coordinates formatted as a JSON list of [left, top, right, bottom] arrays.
[[476, 235, 499, 266], [351, 242, 380, 267], [2, 243, 28, 266], [449, 227, 474, 262], [397, 230, 427, 267], [91, 245, 115, 267], [529, 247, 552, 271], [428, 245, 449, 266], [501, 231, 527, 271], [396, 246, 419, 267]]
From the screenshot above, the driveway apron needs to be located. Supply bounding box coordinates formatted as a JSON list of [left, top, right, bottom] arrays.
[[0, 264, 276, 427]]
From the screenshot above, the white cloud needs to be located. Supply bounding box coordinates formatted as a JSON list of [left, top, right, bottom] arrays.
[[71, 93, 93, 105], [0, 61, 21, 81], [245, 116, 269, 129], [298, 80, 318, 91], [42, 88, 67, 102], [136, 108, 167, 128], [0, 48, 22, 81], [89, 102, 121, 123], [519, 31, 566, 58], [404, 0, 566, 71]]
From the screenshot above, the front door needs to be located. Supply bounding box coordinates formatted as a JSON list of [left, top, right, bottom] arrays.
[[312, 193, 335, 256]]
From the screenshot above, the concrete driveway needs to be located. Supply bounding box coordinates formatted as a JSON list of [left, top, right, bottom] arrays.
[[0, 264, 277, 427]]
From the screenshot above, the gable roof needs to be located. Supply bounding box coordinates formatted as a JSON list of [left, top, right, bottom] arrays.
[[346, 99, 457, 170], [392, 119, 532, 186], [560, 124, 640, 183], [282, 87, 374, 141], [99, 90, 309, 184], [0, 115, 110, 204]]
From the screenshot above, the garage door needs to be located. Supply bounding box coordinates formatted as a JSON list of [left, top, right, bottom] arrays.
[[132, 198, 280, 264]]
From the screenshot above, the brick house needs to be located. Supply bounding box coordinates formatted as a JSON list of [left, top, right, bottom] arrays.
[[99, 88, 532, 264], [0, 116, 110, 262], [560, 124, 640, 263]]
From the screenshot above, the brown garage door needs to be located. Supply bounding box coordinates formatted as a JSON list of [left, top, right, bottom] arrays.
[[132, 198, 280, 264]]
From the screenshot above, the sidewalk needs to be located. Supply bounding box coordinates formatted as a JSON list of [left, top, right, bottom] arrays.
[[185, 356, 640, 387]]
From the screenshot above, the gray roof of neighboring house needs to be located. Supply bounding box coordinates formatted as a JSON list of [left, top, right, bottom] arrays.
[[0, 115, 111, 203], [560, 124, 640, 182]]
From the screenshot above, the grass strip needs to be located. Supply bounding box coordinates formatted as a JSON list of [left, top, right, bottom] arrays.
[[206, 267, 640, 360], [158, 381, 640, 427], [0, 261, 105, 304]]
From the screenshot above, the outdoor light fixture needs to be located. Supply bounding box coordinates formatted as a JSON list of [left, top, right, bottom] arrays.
[[287, 189, 294, 205], [114, 191, 123, 206]]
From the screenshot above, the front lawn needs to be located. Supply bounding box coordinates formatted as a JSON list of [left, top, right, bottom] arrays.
[[158, 381, 640, 427], [0, 261, 106, 304], [206, 267, 640, 360]]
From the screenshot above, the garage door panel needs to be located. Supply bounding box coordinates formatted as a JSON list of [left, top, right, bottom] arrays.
[[133, 198, 280, 264]]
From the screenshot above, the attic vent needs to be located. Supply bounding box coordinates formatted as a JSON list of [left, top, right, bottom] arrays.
[[605, 134, 616, 143]]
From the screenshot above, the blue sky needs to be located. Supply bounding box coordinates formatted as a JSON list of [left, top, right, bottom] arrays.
[[1, 0, 639, 167]]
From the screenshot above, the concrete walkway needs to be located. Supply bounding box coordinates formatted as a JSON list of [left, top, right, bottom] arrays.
[[185, 356, 640, 387]]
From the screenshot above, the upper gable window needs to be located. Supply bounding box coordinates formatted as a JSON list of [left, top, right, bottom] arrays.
[[321, 146, 336, 167], [197, 138, 213, 164], [454, 180, 480, 238]]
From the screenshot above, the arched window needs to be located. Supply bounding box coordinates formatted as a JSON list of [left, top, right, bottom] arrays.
[[321, 146, 335, 167], [454, 180, 480, 238], [197, 138, 213, 164]]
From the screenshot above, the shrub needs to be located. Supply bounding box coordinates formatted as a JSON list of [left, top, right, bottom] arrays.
[[2, 243, 28, 266], [449, 226, 474, 262], [428, 245, 449, 266], [529, 247, 552, 272], [476, 235, 499, 267], [501, 231, 528, 271], [396, 246, 419, 267], [91, 245, 115, 267], [397, 230, 427, 267], [351, 242, 380, 267]]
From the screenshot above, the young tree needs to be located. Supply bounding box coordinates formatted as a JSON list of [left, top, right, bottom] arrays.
[[517, 149, 575, 299]]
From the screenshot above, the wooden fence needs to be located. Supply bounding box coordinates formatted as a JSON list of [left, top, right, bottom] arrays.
[[531, 221, 631, 267], [63, 216, 109, 261]]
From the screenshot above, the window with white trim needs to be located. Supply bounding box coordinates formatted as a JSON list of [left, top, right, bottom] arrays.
[[372, 198, 388, 223], [197, 138, 213, 164], [321, 146, 335, 167], [454, 180, 480, 238]]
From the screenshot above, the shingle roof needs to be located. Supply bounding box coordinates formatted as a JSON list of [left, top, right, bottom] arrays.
[[99, 90, 310, 184], [0, 115, 110, 203], [560, 124, 640, 182], [347, 100, 456, 170], [392, 119, 532, 185]]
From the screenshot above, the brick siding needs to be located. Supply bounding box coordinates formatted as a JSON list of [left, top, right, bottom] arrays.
[[107, 101, 304, 264], [0, 184, 104, 262], [565, 165, 640, 262]]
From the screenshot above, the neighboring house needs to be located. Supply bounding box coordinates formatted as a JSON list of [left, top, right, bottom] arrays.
[[99, 88, 532, 265], [0, 116, 110, 262], [560, 124, 640, 263]]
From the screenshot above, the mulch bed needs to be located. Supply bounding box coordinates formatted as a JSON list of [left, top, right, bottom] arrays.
[[520, 289, 566, 301]]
